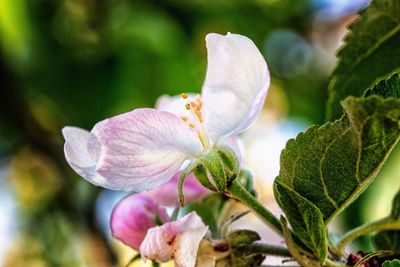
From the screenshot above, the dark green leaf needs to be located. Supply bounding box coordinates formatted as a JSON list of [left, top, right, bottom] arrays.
[[383, 259, 400, 267], [274, 182, 327, 261], [326, 0, 400, 120], [229, 230, 265, 267], [228, 229, 261, 248], [275, 96, 400, 232], [374, 230, 400, 253], [365, 73, 400, 99]]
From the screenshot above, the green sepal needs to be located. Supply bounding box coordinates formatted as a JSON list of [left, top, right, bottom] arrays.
[[178, 162, 198, 206], [199, 146, 239, 192], [193, 164, 216, 191]]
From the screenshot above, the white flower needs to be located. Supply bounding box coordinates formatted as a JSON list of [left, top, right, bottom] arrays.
[[62, 33, 270, 191]]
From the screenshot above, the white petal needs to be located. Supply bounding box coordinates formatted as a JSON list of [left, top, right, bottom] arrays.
[[92, 108, 203, 192], [155, 93, 199, 126], [201, 33, 270, 140], [174, 213, 209, 267], [140, 212, 208, 266], [62, 126, 121, 189]]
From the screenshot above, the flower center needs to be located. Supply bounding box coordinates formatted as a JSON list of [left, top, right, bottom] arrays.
[[180, 93, 211, 150]]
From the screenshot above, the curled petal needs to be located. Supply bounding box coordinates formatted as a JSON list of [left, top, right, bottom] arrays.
[[140, 212, 208, 267], [110, 193, 169, 250], [62, 126, 120, 189], [202, 33, 270, 140], [146, 172, 209, 206], [92, 108, 203, 191]]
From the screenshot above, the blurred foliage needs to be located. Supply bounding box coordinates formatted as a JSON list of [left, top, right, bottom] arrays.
[[1, 0, 396, 266]]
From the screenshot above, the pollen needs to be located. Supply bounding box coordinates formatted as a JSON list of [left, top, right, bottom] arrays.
[[180, 93, 188, 99], [181, 116, 188, 122], [185, 103, 191, 110], [188, 123, 195, 128]]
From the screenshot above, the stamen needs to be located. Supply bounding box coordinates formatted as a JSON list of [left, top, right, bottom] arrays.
[[196, 94, 201, 103], [180, 93, 211, 150], [190, 101, 197, 109]]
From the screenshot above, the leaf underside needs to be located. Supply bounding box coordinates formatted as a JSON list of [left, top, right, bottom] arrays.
[[326, 0, 400, 120], [274, 96, 400, 254]]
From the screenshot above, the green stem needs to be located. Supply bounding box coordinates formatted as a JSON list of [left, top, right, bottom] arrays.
[[337, 218, 400, 253], [236, 243, 291, 257], [225, 180, 283, 235], [325, 259, 346, 267]]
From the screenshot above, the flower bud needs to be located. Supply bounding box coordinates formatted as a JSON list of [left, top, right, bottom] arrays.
[[110, 193, 169, 250], [195, 146, 240, 192]]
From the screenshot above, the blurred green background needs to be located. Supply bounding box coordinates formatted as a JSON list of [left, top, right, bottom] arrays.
[[1, 0, 399, 266]]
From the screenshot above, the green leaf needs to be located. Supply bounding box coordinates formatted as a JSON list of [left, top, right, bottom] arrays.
[[280, 216, 322, 267], [326, 0, 400, 120], [275, 96, 400, 233], [383, 259, 400, 267], [374, 230, 400, 253], [274, 182, 328, 262], [365, 73, 400, 99], [228, 230, 265, 267]]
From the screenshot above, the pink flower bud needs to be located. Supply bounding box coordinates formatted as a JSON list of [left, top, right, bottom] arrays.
[[110, 193, 169, 250], [140, 212, 208, 267], [146, 172, 209, 207]]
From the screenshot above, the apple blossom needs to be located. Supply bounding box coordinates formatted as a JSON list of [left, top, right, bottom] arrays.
[[140, 212, 208, 267], [62, 32, 270, 192], [110, 193, 169, 250]]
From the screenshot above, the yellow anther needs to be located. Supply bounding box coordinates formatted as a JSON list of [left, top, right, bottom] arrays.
[[185, 103, 191, 110], [188, 123, 195, 128], [180, 93, 188, 99], [181, 116, 188, 122]]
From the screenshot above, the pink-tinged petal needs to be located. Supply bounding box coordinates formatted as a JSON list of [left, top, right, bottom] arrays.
[[140, 212, 208, 267], [110, 193, 169, 250], [201, 33, 270, 140], [146, 172, 209, 206], [92, 108, 203, 192], [62, 126, 121, 189]]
